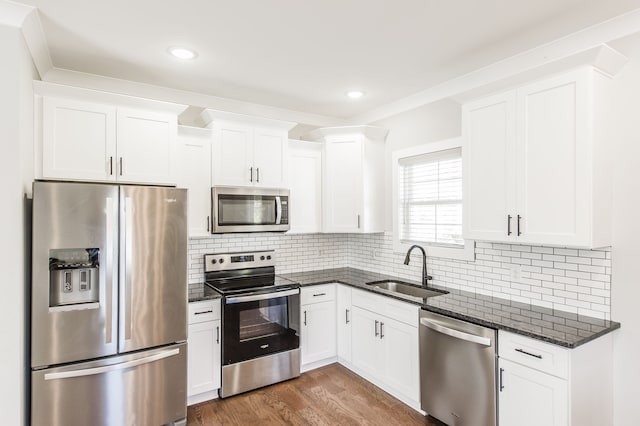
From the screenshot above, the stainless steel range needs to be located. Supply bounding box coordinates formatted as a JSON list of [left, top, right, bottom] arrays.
[[204, 250, 300, 398]]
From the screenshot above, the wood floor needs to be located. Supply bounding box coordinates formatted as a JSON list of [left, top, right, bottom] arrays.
[[187, 363, 443, 425]]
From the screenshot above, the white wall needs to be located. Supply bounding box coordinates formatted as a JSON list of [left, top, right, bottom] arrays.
[[608, 34, 640, 426], [0, 23, 35, 426], [371, 98, 461, 230]]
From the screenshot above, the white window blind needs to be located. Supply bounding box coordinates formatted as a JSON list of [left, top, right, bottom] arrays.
[[398, 147, 463, 246]]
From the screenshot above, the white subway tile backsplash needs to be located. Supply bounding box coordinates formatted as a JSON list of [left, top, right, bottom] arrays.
[[187, 231, 611, 319]]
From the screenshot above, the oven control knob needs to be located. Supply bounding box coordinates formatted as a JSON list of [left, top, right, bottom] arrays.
[[219, 258, 224, 264], [260, 256, 265, 261], [211, 259, 217, 264], [266, 255, 272, 260]]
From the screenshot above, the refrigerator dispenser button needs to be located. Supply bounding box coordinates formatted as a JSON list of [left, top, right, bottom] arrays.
[[63, 272, 72, 293]]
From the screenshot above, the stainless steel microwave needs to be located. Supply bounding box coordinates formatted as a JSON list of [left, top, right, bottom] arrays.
[[212, 186, 290, 233]]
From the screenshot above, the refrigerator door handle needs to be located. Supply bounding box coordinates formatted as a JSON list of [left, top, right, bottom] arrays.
[[122, 196, 134, 341], [105, 196, 115, 344], [43, 348, 180, 381]]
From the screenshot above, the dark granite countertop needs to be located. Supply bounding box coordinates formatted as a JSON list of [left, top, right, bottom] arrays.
[[188, 282, 222, 303], [278, 267, 620, 348]]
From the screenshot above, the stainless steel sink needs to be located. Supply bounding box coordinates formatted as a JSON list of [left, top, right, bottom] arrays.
[[366, 280, 448, 299]]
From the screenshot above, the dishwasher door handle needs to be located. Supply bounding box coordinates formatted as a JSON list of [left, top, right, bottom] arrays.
[[420, 318, 492, 347]]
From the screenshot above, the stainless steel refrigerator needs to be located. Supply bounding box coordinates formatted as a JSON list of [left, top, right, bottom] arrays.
[[31, 181, 188, 426]]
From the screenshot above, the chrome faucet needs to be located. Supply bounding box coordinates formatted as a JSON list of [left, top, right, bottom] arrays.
[[404, 245, 432, 287]]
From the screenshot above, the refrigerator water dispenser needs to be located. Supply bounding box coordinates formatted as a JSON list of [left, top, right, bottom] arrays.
[[49, 248, 99, 307]]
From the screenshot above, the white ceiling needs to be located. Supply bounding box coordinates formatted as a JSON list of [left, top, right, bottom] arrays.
[[15, 0, 640, 119]]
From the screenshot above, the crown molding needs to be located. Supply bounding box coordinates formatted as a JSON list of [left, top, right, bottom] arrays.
[[350, 7, 640, 124]]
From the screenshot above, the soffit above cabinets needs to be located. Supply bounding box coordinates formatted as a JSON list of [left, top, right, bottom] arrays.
[[12, 0, 640, 121]]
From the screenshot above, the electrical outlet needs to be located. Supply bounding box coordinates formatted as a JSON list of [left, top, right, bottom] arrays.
[[509, 266, 522, 281]]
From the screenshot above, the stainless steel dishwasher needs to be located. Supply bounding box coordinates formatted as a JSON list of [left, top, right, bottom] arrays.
[[420, 310, 497, 426]]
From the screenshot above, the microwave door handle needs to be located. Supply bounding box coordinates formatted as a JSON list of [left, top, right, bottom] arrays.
[[275, 196, 282, 225]]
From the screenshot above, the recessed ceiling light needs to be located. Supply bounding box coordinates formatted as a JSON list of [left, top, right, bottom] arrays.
[[168, 47, 198, 60], [346, 90, 365, 99]]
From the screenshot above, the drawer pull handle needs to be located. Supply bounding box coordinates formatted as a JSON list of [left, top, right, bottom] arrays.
[[313, 293, 326, 297], [345, 308, 350, 324], [194, 310, 213, 315], [216, 326, 220, 344], [515, 348, 542, 359], [375, 320, 379, 337]]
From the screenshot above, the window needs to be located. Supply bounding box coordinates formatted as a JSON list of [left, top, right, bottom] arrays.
[[392, 138, 474, 261], [399, 147, 463, 246]]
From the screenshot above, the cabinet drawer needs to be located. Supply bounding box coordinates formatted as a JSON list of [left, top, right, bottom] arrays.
[[301, 284, 336, 305], [188, 300, 221, 324], [352, 289, 418, 327], [499, 331, 568, 379]]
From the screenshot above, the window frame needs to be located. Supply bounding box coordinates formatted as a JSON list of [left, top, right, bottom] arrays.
[[391, 137, 475, 261]]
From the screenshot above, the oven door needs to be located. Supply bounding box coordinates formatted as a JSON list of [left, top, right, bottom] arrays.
[[212, 186, 289, 233], [222, 288, 300, 365]]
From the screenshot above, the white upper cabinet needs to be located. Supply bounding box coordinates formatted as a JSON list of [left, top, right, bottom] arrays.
[[116, 108, 176, 185], [463, 67, 613, 248], [288, 140, 322, 234], [212, 121, 253, 186], [463, 92, 517, 241], [176, 126, 213, 237], [42, 97, 117, 182], [211, 115, 295, 188], [253, 127, 287, 187], [311, 126, 388, 233], [41, 96, 177, 185]]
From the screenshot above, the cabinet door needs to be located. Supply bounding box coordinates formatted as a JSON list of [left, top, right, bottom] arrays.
[[324, 138, 364, 232], [176, 127, 212, 236], [381, 317, 419, 401], [187, 320, 221, 398], [116, 108, 177, 185], [499, 359, 567, 426], [463, 91, 517, 242], [212, 122, 253, 186], [288, 140, 322, 233], [515, 70, 590, 246], [301, 301, 336, 365], [253, 127, 287, 188], [350, 306, 383, 377], [42, 97, 116, 182], [336, 285, 352, 362]]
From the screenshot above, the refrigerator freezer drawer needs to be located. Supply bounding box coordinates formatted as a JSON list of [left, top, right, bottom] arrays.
[[31, 343, 187, 426]]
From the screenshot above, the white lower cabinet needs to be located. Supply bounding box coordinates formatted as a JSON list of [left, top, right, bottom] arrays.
[[349, 289, 420, 409], [300, 285, 336, 369], [499, 358, 567, 426], [336, 284, 352, 363], [498, 330, 613, 426], [187, 300, 221, 405]]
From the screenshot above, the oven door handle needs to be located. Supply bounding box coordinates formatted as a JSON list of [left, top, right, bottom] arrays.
[[225, 288, 299, 304]]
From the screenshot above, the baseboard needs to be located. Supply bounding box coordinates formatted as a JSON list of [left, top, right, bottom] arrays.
[[187, 389, 219, 406], [301, 356, 337, 373]]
